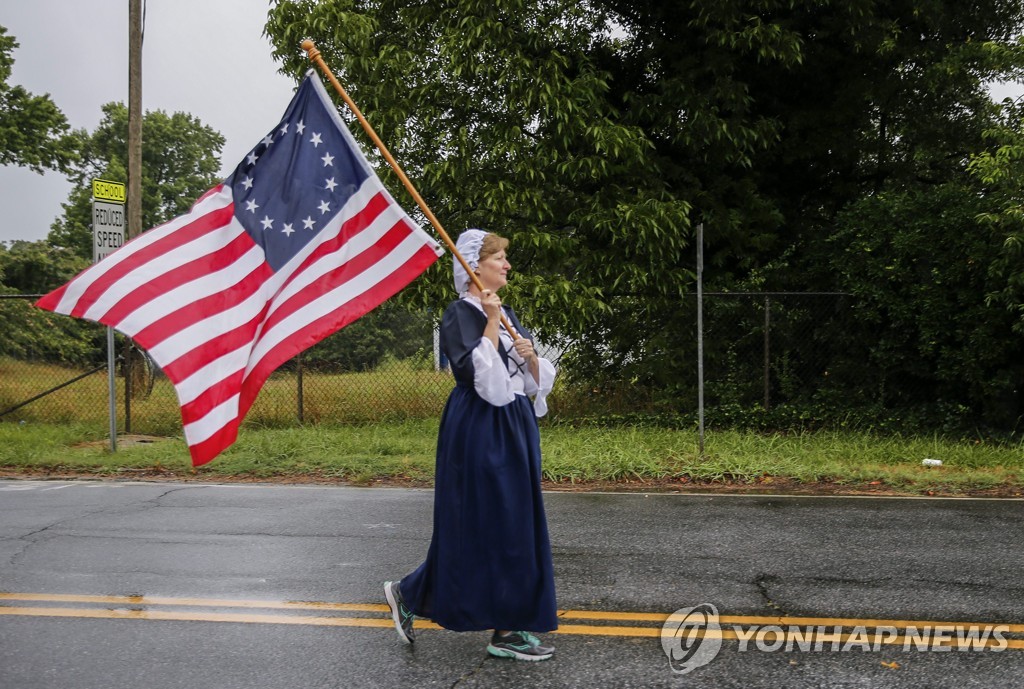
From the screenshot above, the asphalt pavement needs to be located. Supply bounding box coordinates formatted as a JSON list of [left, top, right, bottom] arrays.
[[1, 479, 1022, 688]]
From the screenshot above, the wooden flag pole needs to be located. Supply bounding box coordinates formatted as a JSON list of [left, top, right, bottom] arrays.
[[301, 40, 519, 337]]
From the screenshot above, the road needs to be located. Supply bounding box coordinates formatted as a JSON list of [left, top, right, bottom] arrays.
[[1, 479, 1022, 688]]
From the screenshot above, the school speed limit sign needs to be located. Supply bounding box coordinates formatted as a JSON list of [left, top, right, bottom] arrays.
[[92, 179, 126, 263]]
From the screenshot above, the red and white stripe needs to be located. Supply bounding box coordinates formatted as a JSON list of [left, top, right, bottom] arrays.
[[37, 179, 441, 465]]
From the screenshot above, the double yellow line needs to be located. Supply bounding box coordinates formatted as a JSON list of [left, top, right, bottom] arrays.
[[1, 593, 1021, 649]]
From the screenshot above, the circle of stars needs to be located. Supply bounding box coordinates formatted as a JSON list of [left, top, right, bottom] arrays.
[[237, 117, 342, 239]]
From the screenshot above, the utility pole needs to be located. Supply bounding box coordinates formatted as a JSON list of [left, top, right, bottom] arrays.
[[128, 0, 142, 242], [125, 0, 143, 430]]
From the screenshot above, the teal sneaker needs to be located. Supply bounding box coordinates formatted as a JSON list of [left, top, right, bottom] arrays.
[[384, 581, 415, 644], [487, 631, 554, 661]]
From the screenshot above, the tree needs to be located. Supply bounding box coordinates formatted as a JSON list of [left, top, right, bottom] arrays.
[[48, 103, 225, 258], [0, 239, 89, 294], [0, 25, 77, 173], [303, 302, 435, 371], [267, 0, 700, 347], [823, 184, 1024, 429], [265, 1, 1024, 423], [969, 97, 1024, 335], [0, 241, 99, 366]]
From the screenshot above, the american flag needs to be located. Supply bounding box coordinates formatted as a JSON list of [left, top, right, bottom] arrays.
[[37, 72, 444, 466]]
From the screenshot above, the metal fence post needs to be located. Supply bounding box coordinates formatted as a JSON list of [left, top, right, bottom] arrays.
[[123, 340, 132, 434], [107, 327, 117, 451], [697, 222, 705, 456], [297, 352, 304, 423], [764, 296, 771, 411]]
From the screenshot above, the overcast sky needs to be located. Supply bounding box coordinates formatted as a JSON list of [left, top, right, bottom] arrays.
[[1, 3, 1022, 246], [0, 0, 296, 244]]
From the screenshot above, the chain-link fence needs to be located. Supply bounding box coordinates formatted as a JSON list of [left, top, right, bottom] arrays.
[[3, 291, 857, 437], [0, 294, 454, 436], [547, 292, 856, 423], [699, 292, 852, 411]]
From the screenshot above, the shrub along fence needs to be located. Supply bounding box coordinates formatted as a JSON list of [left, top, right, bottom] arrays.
[[700, 292, 852, 411]]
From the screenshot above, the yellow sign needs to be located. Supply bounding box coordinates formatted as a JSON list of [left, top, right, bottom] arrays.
[[92, 179, 126, 204]]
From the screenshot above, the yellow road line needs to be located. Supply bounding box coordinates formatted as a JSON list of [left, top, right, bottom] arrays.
[[559, 608, 1024, 634], [3, 593, 1021, 633], [716, 614, 1024, 633], [0, 592, 385, 613], [1, 606, 1021, 649], [1, 593, 1021, 646], [554, 623, 1024, 649], [0, 606, 441, 629]]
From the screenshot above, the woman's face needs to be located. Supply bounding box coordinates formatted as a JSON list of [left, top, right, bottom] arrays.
[[475, 249, 510, 292]]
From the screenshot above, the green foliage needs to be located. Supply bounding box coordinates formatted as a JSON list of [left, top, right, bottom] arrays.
[[0, 242, 99, 366], [266, 0, 697, 344], [0, 295, 103, 366], [302, 303, 436, 371], [969, 97, 1024, 334], [823, 184, 1024, 429], [0, 240, 90, 293], [0, 25, 78, 173], [264, 3, 1024, 423], [48, 103, 225, 258]]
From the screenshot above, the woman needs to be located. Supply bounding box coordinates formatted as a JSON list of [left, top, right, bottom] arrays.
[[385, 229, 558, 661]]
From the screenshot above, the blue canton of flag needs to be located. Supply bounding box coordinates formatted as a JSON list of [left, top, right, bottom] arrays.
[[228, 75, 372, 271]]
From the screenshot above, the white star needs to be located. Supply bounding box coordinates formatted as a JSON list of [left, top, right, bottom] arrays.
[[321, 152, 334, 167], [310, 132, 323, 147], [241, 176, 253, 190], [260, 215, 274, 230], [261, 134, 274, 147], [318, 200, 331, 215], [279, 122, 289, 135], [281, 223, 295, 237], [245, 199, 259, 213], [324, 177, 338, 192], [302, 216, 316, 230], [296, 120, 306, 135], [246, 151, 259, 166]]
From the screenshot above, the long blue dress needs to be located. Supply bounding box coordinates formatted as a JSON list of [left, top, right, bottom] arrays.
[[398, 298, 558, 633]]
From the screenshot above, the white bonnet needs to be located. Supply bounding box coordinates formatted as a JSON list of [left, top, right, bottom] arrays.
[[453, 229, 488, 295]]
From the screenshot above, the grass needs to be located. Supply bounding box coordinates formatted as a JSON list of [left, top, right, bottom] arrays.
[[1, 420, 1022, 496], [540, 426, 1024, 493], [2, 358, 1022, 495]]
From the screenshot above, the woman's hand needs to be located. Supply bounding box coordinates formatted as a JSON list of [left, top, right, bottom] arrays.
[[513, 337, 537, 363], [481, 289, 502, 322], [514, 336, 541, 384]]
